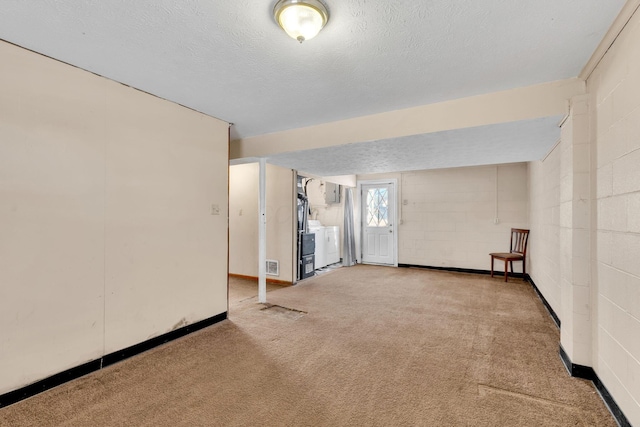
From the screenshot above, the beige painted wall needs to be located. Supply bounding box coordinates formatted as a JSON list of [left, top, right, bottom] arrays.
[[358, 164, 529, 270], [229, 163, 295, 283], [229, 163, 259, 276], [528, 147, 562, 316], [0, 41, 229, 394], [587, 7, 640, 425]]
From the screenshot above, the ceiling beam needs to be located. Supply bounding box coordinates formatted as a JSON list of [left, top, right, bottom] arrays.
[[230, 78, 585, 160]]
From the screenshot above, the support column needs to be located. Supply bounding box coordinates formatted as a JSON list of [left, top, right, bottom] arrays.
[[258, 158, 267, 303], [559, 94, 592, 367]]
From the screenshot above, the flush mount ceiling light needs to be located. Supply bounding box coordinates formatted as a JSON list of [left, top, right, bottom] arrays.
[[273, 0, 329, 43]]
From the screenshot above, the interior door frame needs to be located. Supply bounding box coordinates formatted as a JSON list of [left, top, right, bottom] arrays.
[[357, 179, 398, 267]]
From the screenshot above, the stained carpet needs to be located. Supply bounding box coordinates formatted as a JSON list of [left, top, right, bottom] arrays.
[[0, 265, 616, 426]]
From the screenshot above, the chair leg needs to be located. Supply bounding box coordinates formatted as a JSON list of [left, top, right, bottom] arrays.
[[504, 261, 508, 282]]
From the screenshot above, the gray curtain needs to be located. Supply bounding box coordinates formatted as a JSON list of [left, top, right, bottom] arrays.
[[342, 187, 357, 266]]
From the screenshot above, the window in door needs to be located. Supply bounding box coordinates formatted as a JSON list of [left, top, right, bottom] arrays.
[[366, 187, 389, 227]]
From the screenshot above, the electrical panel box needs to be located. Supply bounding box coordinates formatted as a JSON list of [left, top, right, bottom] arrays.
[[325, 182, 341, 204]]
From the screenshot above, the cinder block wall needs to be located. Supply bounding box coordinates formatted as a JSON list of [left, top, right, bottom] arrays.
[[399, 164, 528, 270], [360, 164, 529, 271], [588, 9, 640, 425], [529, 7, 640, 424], [528, 146, 562, 316]]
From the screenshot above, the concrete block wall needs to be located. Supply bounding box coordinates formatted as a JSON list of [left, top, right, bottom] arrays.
[[558, 95, 593, 367], [394, 164, 528, 270], [587, 8, 640, 425], [528, 145, 562, 316]]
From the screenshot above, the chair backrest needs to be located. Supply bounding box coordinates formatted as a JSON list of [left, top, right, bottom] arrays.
[[510, 228, 530, 256]]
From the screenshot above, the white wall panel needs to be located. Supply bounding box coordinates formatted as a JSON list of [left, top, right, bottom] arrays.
[[0, 42, 106, 394], [0, 40, 228, 394], [103, 80, 228, 353]]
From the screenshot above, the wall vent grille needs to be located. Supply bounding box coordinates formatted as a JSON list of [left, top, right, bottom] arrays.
[[266, 260, 279, 276]]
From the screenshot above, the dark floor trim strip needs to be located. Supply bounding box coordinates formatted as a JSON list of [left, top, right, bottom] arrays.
[[398, 264, 524, 278], [559, 346, 631, 427], [593, 374, 632, 427], [102, 312, 227, 367], [559, 345, 595, 380], [524, 275, 561, 329], [0, 312, 227, 409], [0, 359, 102, 409]]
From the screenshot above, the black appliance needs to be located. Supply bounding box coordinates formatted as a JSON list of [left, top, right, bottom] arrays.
[[300, 233, 315, 279], [297, 187, 315, 280]]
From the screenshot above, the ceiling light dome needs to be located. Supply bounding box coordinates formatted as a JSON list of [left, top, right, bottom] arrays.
[[274, 0, 329, 43]]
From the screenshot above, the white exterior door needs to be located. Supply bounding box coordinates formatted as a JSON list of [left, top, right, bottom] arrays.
[[361, 182, 396, 266]]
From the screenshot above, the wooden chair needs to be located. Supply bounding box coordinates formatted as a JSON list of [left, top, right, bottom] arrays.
[[490, 228, 529, 282]]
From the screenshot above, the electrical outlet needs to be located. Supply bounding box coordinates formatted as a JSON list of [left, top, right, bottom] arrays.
[[494, 218, 500, 224], [211, 204, 220, 215]]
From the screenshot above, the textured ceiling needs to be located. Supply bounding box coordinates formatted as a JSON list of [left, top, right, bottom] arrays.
[[266, 116, 564, 176], [0, 0, 626, 143]]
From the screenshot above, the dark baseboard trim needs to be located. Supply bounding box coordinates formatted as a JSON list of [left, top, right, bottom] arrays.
[[559, 346, 631, 427], [559, 345, 595, 380], [524, 275, 561, 329], [102, 312, 227, 367], [398, 264, 524, 278], [593, 373, 633, 427], [0, 358, 103, 410], [0, 312, 227, 409]]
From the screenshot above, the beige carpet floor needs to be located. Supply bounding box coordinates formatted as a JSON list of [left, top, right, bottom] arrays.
[[228, 276, 285, 304], [0, 265, 616, 426]]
